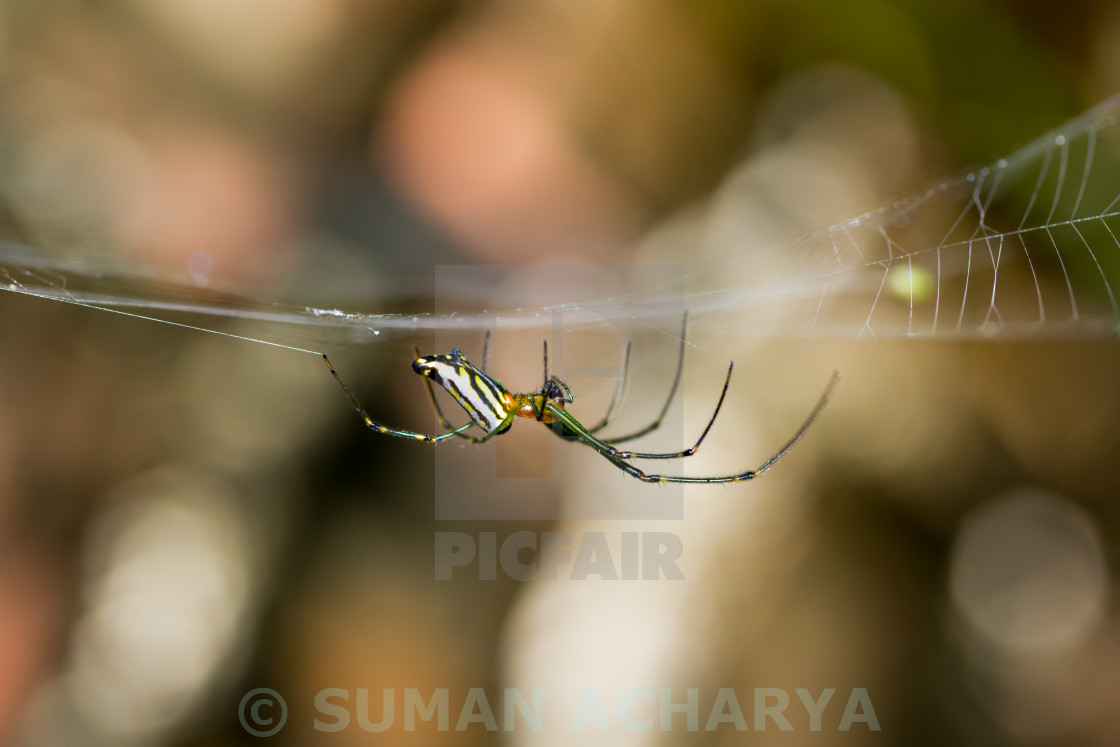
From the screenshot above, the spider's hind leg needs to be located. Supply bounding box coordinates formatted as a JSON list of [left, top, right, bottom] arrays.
[[323, 352, 475, 443]]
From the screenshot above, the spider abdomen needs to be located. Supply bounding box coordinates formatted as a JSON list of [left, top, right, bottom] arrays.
[[412, 350, 512, 433]]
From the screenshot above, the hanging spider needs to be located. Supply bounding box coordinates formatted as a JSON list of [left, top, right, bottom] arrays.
[[322, 316, 840, 483]]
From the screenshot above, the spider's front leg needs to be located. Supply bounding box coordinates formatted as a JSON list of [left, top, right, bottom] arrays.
[[541, 370, 840, 484], [607, 361, 733, 461], [543, 404, 703, 483]]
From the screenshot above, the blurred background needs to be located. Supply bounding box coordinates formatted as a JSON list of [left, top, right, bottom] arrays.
[[0, 0, 1119, 744]]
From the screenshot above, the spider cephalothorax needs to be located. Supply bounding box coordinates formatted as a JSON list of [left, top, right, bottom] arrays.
[[540, 376, 572, 406]]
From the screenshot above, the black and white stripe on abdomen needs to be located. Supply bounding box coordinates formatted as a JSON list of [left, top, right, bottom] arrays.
[[415, 357, 511, 432]]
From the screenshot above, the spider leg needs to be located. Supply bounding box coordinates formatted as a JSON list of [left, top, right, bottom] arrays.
[[544, 370, 839, 483], [482, 329, 492, 373], [538, 340, 550, 421], [599, 312, 688, 445], [609, 361, 732, 460], [445, 413, 515, 445], [324, 353, 490, 443], [586, 341, 631, 434]]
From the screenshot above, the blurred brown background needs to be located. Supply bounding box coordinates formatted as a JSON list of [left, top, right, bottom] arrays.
[[0, 1, 1119, 745]]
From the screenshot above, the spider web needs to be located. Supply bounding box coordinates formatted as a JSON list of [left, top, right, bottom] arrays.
[[1, 95, 1119, 351], [679, 94, 1120, 340]]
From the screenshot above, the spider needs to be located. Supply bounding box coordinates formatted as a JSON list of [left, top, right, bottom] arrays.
[[321, 317, 840, 483]]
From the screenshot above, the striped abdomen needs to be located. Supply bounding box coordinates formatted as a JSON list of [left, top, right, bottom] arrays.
[[412, 349, 512, 432]]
